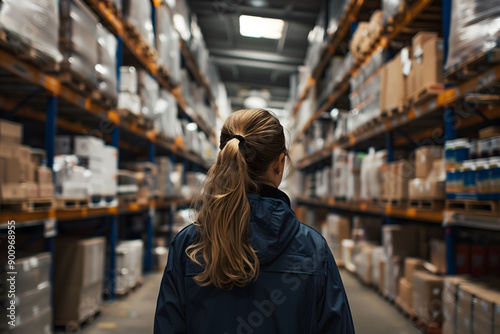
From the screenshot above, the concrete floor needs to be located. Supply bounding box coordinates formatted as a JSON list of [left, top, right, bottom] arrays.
[[73, 270, 421, 334]]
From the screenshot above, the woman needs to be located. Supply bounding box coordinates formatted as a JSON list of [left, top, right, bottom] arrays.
[[155, 109, 354, 334]]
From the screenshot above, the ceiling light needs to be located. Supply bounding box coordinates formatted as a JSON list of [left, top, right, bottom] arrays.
[[330, 108, 339, 119], [186, 122, 198, 131], [244, 96, 267, 109], [239, 15, 284, 39]]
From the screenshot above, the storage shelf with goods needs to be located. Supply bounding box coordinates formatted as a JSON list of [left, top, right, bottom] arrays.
[[289, 0, 443, 142], [289, 0, 500, 330]]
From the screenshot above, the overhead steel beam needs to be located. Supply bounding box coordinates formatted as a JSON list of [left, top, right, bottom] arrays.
[[210, 48, 303, 65], [212, 56, 298, 71], [188, 2, 319, 24]]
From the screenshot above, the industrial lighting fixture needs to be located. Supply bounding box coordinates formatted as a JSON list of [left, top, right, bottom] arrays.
[[239, 15, 284, 39], [186, 122, 198, 131], [243, 96, 267, 109]]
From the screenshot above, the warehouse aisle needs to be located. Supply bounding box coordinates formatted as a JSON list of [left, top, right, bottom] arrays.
[[340, 270, 421, 334], [73, 270, 420, 334], [71, 273, 163, 334]]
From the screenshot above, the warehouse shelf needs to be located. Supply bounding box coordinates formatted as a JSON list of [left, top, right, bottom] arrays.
[[443, 211, 500, 231], [296, 63, 500, 169], [294, 0, 440, 140], [297, 196, 443, 223], [83, 0, 124, 36], [0, 197, 191, 226], [291, 0, 367, 118]]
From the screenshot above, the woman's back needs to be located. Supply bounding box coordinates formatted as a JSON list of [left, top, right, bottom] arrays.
[[154, 109, 354, 333], [155, 190, 354, 334]]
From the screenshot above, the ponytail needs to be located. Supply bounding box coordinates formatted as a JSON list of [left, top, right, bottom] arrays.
[[187, 137, 260, 290], [187, 109, 286, 290]]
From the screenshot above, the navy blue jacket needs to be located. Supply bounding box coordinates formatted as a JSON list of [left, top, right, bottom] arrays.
[[154, 186, 355, 334]]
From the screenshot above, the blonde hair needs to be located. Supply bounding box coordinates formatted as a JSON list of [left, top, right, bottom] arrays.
[[187, 109, 287, 290]]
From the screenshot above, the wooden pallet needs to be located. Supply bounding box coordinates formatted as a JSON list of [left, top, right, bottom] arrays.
[[382, 198, 408, 208], [445, 199, 499, 215], [103, 0, 122, 20], [407, 83, 445, 106], [59, 69, 97, 96], [123, 21, 157, 62], [118, 193, 140, 207], [0, 28, 59, 72], [408, 313, 442, 334], [55, 197, 89, 209], [382, 103, 405, 118], [445, 48, 500, 82], [157, 65, 175, 87], [409, 199, 444, 210], [118, 108, 154, 130], [1, 197, 54, 212], [55, 309, 101, 333]]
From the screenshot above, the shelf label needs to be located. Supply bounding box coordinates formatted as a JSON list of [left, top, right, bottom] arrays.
[[43, 219, 57, 238]]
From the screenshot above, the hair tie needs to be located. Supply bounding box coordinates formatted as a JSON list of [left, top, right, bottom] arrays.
[[233, 135, 245, 149]]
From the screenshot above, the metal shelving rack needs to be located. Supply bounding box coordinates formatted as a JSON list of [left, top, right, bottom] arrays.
[[0, 0, 217, 310], [293, 0, 500, 277]]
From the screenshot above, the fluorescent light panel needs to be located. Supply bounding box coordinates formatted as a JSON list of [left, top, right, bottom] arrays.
[[239, 15, 284, 39]]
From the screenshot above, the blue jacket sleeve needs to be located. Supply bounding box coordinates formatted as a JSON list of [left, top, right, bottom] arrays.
[[154, 241, 187, 334], [317, 244, 355, 334]]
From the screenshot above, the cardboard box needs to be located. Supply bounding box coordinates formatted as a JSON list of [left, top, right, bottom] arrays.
[[0, 141, 15, 158], [408, 178, 445, 200], [383, 160, 415, 200], [442, 276, 471, 334], [412, 33, 444, 95], [0, 157, 5, 183], [0, 183, 27, 200], [4, 157, 22, 183], [25, 162, 36, 182], [383, 225, 419, 258], [430, 239, 446, 274], [23, 182, 38, 198], [74, 136, 105, 158], [378, 256, 386, 293], [325, 214, 351, 264], [384, 51, 406, 112], [38, 183, 54, 198], [385, 256, 404, 300], [355, 242, 375, 285], [479, 126, 500, 139], [36, 166, 53, 184], [379, 64, 388, 112], [413, 271, 444, 324], [415, 146, 443, 178], [0, 119, 22, 142], [54, 237, 106, 324], [15, 145, 31, 164], [397, 277, 413, 313], [463, 284, 500, 334], [404, 258, 425, 284]]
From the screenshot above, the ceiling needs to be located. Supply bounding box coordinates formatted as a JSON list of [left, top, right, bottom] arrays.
[[186, 0, 324, 111]]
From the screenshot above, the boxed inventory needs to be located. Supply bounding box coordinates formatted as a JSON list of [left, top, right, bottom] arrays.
[[412, 271, 444, 324], [0, 253, 52, 334], [54, 237, 106, 325], [324, 213, 351, 265], [116, 240, 144, 294], [0, 0, 62, 63], [59, 0, 99, 87]]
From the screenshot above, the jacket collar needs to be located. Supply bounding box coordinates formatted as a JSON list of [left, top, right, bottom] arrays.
[[258, 184, 291, 209]]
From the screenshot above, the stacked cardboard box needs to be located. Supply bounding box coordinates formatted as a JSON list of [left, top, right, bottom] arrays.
[[350, 11, 384, 62], [118, 66, 141, 115], [346, 152, 364, 202], [323, 214, 351, 266], [55, 136, 118, 201], [156, 4, 181, 82], [407, 32, 444, 101], [355, 242, 376, 285], [0, 253, 52, 333], [409, 146, 445, 200], [0, 120, 50, 200], [397, 258, 425, 313], [443, 278, 500, 334], [413, 271, 444, 324], [360, 148, 388, 201], [60, 0, 99, 87], [116, 240, 144, 295], [55, 237, 105, 326], [371, 246, 386, 292], [96, 23, 118, 102], [380, 47, 411, 113], [123, 0, 154, 47], [383, 159, 415, 201]]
